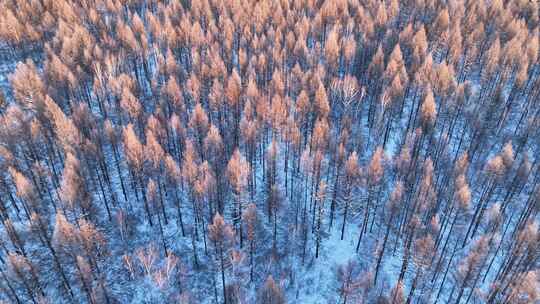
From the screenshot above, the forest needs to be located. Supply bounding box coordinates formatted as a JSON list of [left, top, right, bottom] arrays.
[[0, 0, 538, 303]]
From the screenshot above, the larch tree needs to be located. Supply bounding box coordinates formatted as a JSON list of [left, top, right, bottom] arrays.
[[337, 259, 362, 304], [420, 87, 437, 132], [340, 151, 359, 240], [145, 129, 168, 225], [189, 102, 209, 158], [227, 149, 250, 248], [208, 213, 235, 304], [314, 181, 327, 259], [406, 234, 435, 302], [329, 142, 346, 230], [59, 152, 97, 221], [225, 69, 242, 148], [52, 213, 95, 303], [242, 203, 259, 282], [164, 155, 185, 236], [146, 179, 168, 255], [374, 181, 403, 284], [123, 124, 151, 225], [204, 124, 226, 212], [257, 275, 285, 304], [104, 120, 128, 203], [6, 253, 44, 303], [358, 146, 384, 251], [452, 235, 490, 304], [389, 280, 405, 304]]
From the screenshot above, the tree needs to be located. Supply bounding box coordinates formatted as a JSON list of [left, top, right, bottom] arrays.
[[227, 149, 250, 247], [123, 124, 151, 225], [406, 234, 435, 302], [329, 142, 346, 230], [314, 181, 327, 258], [265, 185, 282, 254], [120, 87, 143, 128], [337, 260, 362, 304], [453, 235, 490, 304], [52, 213, 98, 303], [242, 203, 259, 282], [6, 253, 44, 303], [209, 213, 235, 304], [358, 147, 384, 251], [147, 179, 168, 255], [257, 275, 285, 304], [189, 102, 209, 157], [433, 156, 472, 302], [225, 69, 242, 147], [325, 25, 340, 73], [164, 155, 185, 236], [0, 90, 6, 111], [374, 181, 403, 284], [389, 280, 405, 304], [226, 250, 249, 303], [420, 87, 437, 131], [314, 81, 330, 119], [104, 120, 128, 203], [9, 167, 39, 218], [59, 152, 97, 221], [341, 151, 359, 240], [145, 129, 168, 225], [9, 60, 45, 111], [77, 218, 110, 303]]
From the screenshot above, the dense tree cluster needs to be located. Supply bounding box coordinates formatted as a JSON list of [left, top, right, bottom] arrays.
[[0, 0, 539, 303]]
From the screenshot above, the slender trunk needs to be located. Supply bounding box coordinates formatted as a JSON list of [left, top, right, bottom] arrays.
[[273, 207, 278, 252], [156, 207, 168, 255], [156, 178, 169, 225], [340, 191, 350, 240], [112, 146, 129, 204], [357, 186, 373, 251], [219, 245, 227, 304], [405, 271, 420, 304], [74, 257, 95, 304], [329, 165, 341, 229], [249, 241, 254, 282], [374, 217, 392, 284], [172, 186, 186, 236], [435, 238, 459, 303], [139, 174, 153, 226], [454, 269, 472, 304], [191, 227, 199, 268], [0, 268, 22, 304]]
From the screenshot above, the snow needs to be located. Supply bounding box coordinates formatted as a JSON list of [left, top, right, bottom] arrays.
[[295, 227, 357, 303]]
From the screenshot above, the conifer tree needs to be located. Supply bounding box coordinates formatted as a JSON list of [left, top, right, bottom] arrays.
[[337, 259, 361, 304], [209, 213, 235, 304], [242, 203, 259, 282], [257, 275, 285, 304], [340, 151, 359, 240], [227, 149, 250, 247]]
